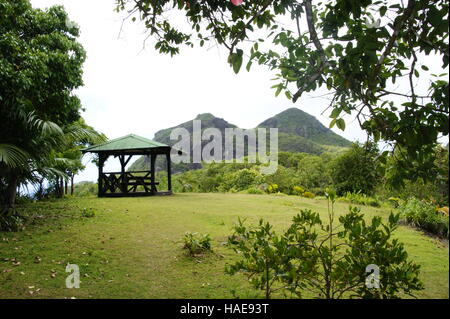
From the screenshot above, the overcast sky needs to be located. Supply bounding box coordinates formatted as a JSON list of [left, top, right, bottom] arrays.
[[30, 0, 447, 182]]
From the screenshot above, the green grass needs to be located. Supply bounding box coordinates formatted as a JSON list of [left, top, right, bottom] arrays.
[[0, 193, 448, 299]]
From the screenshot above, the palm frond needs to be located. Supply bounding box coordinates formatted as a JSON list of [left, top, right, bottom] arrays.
[[0, 144, 29, 169], [64, 126, 106, 145], [38, 167, 67, 180], [26, 111, 64, 137], [53, 157, 79, 167]]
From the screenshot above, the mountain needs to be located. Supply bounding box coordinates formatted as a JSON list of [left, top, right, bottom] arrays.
[[129, 113, 239, 172], [257, 108, 351, 147], [128, 108, 351, 172], [152, 113, 238, 146]]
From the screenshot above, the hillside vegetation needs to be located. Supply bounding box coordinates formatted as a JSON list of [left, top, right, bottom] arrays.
[[257, 108, 351, 147]]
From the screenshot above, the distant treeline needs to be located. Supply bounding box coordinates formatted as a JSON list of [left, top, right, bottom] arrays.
[[76, 142, 449, 207]]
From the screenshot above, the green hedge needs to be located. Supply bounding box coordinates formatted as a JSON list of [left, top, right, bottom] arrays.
[[399, 197, 449, 238]]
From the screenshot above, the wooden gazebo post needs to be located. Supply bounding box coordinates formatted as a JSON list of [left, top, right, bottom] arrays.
[[166, 152, 172, 192], [98, 153, 107, 197], [150, 153, 157, 194]]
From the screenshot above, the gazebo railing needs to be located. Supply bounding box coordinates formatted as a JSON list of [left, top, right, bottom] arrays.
[[99, 171, 159, 195]]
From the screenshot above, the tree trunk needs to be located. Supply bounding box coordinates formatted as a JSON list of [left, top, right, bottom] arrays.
[[55, 177, 64, 198], [37, 178, 44, 200], [1, 173, 19, 216], [54, 178, 59, 197], [60, 178, 64, 198], [65, 179, 68, 195], [71, 174, 74, 196]]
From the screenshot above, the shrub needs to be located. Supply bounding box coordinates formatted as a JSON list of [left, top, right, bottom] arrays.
[[182, 183, 193, 192], [81, 208, 96, 218], [296, 154, 333, 191], [302, 191, 315, 199], [222, 169, 261, 192], [0, 209, 25, 232], [246, 188, 265, 195], [399, 197, 449, 238], [292, 186, 305, 196], [74, 182, 97, 197], [264, 166, 299, 194], [331, 142, 382, 196], [311, 188, 326, 196], [437, 206, 449, 216], [267, 184, 279, 194], [388, 197, 401, 208], [338, 191, 381, 207], [15, 195, 34, 204], [226, 191, 423, 299], [182, 232, 212, 256], [226, 219, 283, 299]]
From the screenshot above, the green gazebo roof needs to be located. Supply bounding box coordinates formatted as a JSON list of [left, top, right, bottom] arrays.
[[82, 134, 170, 153]]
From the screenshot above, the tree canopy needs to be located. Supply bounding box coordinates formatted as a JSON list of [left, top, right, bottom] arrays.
[[116, 0, 449, 182], [0, 0, 104, 227]]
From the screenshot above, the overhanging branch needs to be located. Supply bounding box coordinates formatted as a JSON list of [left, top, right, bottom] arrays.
[[292, 0, 330, 102]]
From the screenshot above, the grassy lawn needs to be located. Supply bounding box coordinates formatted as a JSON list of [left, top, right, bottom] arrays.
[[0, 193, 448, 299]]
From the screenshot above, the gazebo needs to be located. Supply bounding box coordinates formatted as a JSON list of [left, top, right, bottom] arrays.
[[82, 134, 174, 197]]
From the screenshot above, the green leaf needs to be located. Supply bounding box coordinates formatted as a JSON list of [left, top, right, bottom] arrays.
[[330, 108, 342, 119], [336, 118, 346, 131], [285, 91, 292, 99], [326, 77, 333, 90], [233, 49, 243, 74], [0, 144, 29, 168], [329, 118, 337, 128], [246, 60, 252, 72], [275, 85, 282, 97]]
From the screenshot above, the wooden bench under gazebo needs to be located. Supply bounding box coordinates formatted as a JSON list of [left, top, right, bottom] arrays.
[[82, 134, 175, 197]]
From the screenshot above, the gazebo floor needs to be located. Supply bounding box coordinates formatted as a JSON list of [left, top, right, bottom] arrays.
[[99, 191, 172, 198]]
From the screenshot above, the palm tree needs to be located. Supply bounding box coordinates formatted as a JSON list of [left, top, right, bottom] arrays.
[[0, 111, 105, 229]]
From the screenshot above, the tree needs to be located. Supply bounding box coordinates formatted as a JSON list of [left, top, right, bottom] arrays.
[[116, 0, 449, 182], [226, 191, 423, 298], [331, 142, 382, 195], [384, 144, 449, 205], [0, 1, 87, 223], [35, 119, 106, 199]]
